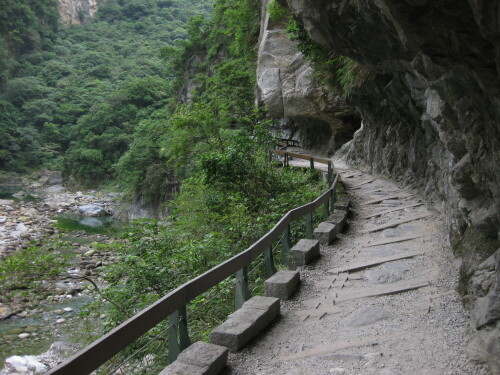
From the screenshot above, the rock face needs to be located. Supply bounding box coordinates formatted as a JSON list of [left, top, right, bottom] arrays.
[[58, 0, 99, 26], [256, 0, 360, 154], [278, 0, 500, 371]]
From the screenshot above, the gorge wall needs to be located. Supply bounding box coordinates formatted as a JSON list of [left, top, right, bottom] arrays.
[[58, 0, 99, 25], [256, 0, 360, 154], [261, 0, 500, 371]]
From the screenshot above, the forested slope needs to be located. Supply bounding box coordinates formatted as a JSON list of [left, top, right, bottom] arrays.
[[0, 0, 212, 181]]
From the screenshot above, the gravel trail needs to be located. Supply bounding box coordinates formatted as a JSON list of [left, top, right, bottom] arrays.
[[225, 160, 487, 375]]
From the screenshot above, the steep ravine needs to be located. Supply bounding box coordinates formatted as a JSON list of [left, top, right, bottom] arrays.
[[259, 0, 499, 372]]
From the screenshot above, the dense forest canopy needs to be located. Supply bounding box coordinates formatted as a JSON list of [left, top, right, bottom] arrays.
[[0, 0, 213, 180]]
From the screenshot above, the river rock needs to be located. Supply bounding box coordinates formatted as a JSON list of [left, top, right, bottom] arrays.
[[77, 204, 110, 217], [18, 333, 30, 339], [82, 249, 96, 257], [0, 305, 13, 320], [12, 191, 28, 199], [23, 208, 39, 218], [0, 199, 15, 206], [4, 355, 47, 374], [0, 216, 6, 224]]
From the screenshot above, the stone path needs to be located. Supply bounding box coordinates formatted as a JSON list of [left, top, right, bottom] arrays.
[[225, 160, 487, 375]]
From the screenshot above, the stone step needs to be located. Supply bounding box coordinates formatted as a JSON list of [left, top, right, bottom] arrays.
[[289, 239, 320, 269], [313, 222, 337, 245], [210, 296, 280, 352], [265, 270, 300, 300], [327, 208, 349, 233], [334, 196, 351, 211], [159, 341, 228, 375]]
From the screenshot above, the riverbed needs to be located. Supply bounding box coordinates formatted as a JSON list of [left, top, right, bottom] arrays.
[[0, 175, 125, 371]]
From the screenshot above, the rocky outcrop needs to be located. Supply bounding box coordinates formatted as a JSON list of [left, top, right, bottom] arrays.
[[58, 0, 99, 25], [277, 0, 499, 371], [256, 0, 360, 154]]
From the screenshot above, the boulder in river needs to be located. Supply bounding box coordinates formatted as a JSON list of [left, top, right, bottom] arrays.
[[0, 305, 13, 320], [77, 204, 110, 217], [12, 191, 28, 199]]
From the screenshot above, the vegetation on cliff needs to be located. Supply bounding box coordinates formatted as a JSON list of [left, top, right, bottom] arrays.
[[267, 0, 371, 97]]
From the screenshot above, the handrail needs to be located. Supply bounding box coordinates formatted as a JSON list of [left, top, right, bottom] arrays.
[[46, 171, 339, 375], [271, 149, 331, 165]]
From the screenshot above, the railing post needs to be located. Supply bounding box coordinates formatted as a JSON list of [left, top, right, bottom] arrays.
[[284, 152, 288, 167], [330, 185, 337, 213], [282, 224, 291, 264], [327, 162, 333, 186], [168, 310, 180, 363], [168, 305, 191, 363], [323, 198, 330, 220], [309, 157, 314, 170], [178, 305, 191, 351], [306, 212, 313, 239], [264, 245, 277, 278], [235, 267, 251, 309]]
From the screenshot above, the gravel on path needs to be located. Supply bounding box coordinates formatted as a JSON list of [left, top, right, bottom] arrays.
[[225, 160, 488, 375]]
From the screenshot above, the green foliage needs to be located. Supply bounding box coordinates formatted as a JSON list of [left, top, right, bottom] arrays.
[[267, 0, 290, 22], [99, 155, 326, 353], [117, 0, 261, 202], [0, 0, 213, 174], [0, 0, 59, 82], [287, 19, 371, 96], [0, 241, 70, 294]]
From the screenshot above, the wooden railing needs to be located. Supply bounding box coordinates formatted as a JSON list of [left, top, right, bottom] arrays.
[[271, 150, 333, 185], [274, 137, 301, 149], [46, 159, 338, 375]]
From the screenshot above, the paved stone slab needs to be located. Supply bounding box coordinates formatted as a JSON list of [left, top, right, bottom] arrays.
[[265, 270, 300, 299], [364, 262, 411, 284], [210, 296, 280, 352], [160, 341, 228, 375], [313, 222, 337, 245], [342, 306, 391, 327], [289, 239, 320, 269]]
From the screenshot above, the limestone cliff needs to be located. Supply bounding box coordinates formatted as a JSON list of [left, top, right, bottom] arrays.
[[277, 0, 500, 371], [256, 0, 360, 154], [58, 0, 99, 25]]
